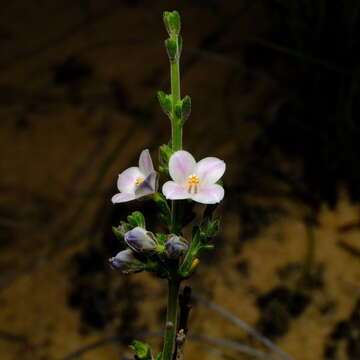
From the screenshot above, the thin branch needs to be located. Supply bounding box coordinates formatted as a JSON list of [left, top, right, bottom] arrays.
[[174, 286, 192, 360], [193, 293, 295, 360], [178, 286, 192, 335]]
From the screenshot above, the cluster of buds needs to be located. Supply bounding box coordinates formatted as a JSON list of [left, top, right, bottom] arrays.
[[109, 222, 190, 277]]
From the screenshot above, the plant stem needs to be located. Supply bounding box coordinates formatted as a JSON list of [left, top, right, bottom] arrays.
[[162, 279, 180, 360], [163, 31, 183, 360], [170, 36, 182, 233], [170, 47, 182, 152]]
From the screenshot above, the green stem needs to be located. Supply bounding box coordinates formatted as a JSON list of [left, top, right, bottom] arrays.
[[163, 18, 184, 360], [162, 279, 180, 360], [170, 36, 182, 233], [170, 51, 182, 152]]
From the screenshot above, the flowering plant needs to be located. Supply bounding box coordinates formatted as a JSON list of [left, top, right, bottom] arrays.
[[109, 11, 225, 360]]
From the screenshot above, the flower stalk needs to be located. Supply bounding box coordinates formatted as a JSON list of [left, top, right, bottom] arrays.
[[163, 10, 183, 360], [170, 52, 182, 152], [162, 279, 181, 360]]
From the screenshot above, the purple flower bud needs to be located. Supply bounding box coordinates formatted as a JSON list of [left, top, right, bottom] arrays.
[[165, 235, 188, 259], [124, 227, 157, 253], [108, 249, 144, 274]]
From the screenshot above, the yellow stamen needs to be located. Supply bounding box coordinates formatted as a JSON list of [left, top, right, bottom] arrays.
[[187, 175, 200, 194], [187, 175, 200, 185], [135, 177, 145, 186]]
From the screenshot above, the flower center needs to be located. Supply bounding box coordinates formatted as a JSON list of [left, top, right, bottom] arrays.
[[135, 177, 145, 186], [187, 174, 200, 194]]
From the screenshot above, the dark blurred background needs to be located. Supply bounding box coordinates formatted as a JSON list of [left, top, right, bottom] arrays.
[[0, 1, 359, 359]]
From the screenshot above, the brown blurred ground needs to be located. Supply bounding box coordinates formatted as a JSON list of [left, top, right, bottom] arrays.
[[0, 1, 359, 360]]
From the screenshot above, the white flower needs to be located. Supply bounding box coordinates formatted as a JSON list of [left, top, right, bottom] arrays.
[[111, 149, 158, 204], [162, 150, 225, 204]]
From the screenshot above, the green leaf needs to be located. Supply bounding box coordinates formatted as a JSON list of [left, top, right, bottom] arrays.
[[112, 226, 124, 240], [181, 95, 191, 122], [216, 179, 224, 186], [201, 218, 220, 239], [177, 34, 183, 55], [112, 221, 132, 240], [159, 144, 173, 175], [154, 193, 171, 228], [159, 212, 171, 228], [155, 233, 168, 246], [200, 244, 215, 251], [153, 193, 171, 216], [127, 211, 146, 228], [157, 91, 172, 116], [130, 340, 153, 360]]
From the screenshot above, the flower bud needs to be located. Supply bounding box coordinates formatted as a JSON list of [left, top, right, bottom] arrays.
[[108, 249, 144, 274], [163, 11, 181, 37], [165, 235, 188, 259], [124, 226, 157, 253]]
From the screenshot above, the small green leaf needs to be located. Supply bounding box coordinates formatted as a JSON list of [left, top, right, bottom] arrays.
[[200, 244, 215, 251], [130, 340, 152, 360], [159, 144, 173, 175], [204, 218, 220, 238], [155, 233, 167, 246], [154, 193, 171, 216], [127, 211, 146, 228], [177, 34, 183, 55], [154, 193, 171, 227], [159, 212, 171, 228], [112, 221, 132, 240], [157, 91, 172, 116], [181, 95, 191, 122], [112, 226, 124, 240]]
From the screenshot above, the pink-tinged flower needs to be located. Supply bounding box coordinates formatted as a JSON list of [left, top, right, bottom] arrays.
[[112, 149, 158, 204], [162, 150, 225, 204]]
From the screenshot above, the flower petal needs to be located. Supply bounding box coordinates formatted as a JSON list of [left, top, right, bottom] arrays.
[[117, 167, 143, 193], [162, 181, 189, 200], [169, 150, 196, 184], [135, 172, 158, 198], [139, 149, 154, 175], [192, 184, 224, 204], [195, 157, 226, 185], [111, 192, 136, 203]]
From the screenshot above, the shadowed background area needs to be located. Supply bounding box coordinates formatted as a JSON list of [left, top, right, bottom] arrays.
[[0, 1, 359, 359]]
